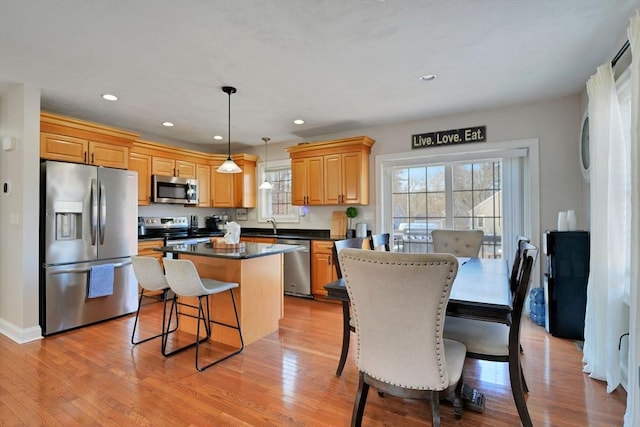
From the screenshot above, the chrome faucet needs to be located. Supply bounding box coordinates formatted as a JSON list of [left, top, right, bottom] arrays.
[[267, 217, 277, 235]]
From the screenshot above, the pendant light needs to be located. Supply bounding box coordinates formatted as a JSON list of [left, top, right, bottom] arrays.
[[258, 137, 273, 190], [217, 86, 242, 173]]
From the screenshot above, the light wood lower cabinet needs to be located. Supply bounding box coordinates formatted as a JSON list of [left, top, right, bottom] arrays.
[[137, 239, 165, 295], [137, 239, 164, 262], [311, 240, 337, 298], [240, 236, 277, 244]]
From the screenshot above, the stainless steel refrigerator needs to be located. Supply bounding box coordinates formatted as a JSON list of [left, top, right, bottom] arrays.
[[40, 160, 138, 335]]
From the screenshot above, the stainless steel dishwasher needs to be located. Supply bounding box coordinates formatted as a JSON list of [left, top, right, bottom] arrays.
[[276, 238, 312, 297]]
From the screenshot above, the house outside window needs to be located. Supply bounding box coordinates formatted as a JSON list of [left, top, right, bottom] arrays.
[[390, 160, 502, 258], [258, 159, 299, 223]]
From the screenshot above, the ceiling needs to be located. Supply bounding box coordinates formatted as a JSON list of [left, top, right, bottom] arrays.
[[0, 0, 637, 152]]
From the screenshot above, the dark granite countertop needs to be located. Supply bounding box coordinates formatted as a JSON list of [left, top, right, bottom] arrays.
[[240, 228, 341, 241], [153, 241, 302, 259]]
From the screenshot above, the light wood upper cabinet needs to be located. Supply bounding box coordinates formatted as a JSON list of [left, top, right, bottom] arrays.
[[40, 113, 137, 169], [196, 164, 211, 207], [176, 160, 196, 178], [286, 136, 374, 206], [152, 157, 196, 178], [291, 156, 324, 205], [233, 154, 258, 208], [129, 151, 152, 205], [209, 154, 257, 208], [89, 141, 129, 169], [324, 151, 363, 205], [40, 133, 88, 164], [211, 159, 235, 208], [151, 157, 175, 177], [41, 133, 130, 169]]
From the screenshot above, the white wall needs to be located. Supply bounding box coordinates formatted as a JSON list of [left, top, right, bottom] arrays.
[[0, 83, 41, 342], [238, 94, 584, 241]]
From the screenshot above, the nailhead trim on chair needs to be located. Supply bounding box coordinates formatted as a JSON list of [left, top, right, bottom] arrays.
[[343, 254, 457, 390]]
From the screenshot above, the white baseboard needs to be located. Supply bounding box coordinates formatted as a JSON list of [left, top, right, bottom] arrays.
[[0, 318, 43, 343]]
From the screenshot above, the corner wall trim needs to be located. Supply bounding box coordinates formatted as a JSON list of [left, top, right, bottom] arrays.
[[0, 318, 43, 343]]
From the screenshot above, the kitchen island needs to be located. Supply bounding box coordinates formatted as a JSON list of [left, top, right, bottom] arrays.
[[155, 242, 302, 346]]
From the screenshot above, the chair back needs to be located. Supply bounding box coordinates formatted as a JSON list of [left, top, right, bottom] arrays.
[[432, 229, 484, 257], [131, 256, 169, 291], [369, 233, 391, 251], [162, 258, 209, 297], [339, 249, 459, 390], [509, 236, 531, 291], [510, 243, 539, 348], [332, 237, 368, 278]]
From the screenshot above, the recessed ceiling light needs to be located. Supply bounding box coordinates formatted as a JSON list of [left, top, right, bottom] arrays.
[[293, 119, 305, 125], [162, 121, 174, 127], [213, 135, 223, 140], [419, 74, 437, 82], [101, 93, 118, 101]]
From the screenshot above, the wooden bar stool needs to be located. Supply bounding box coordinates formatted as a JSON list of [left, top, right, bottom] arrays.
[[130, 256, 178, 346], [162, 258, 244, 371]]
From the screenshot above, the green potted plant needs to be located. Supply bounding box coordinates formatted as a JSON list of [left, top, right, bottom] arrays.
[[345, 206, 358, 238]]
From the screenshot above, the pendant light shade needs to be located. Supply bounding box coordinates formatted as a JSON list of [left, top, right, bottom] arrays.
[[258, 137, 273, 190], [217, 86, 242, 174]]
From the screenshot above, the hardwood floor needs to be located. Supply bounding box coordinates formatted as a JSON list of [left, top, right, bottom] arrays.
[[0, 296, 626, 426]]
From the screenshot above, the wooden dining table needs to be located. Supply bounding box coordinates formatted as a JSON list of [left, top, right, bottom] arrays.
[[324, 256, 512, 413]]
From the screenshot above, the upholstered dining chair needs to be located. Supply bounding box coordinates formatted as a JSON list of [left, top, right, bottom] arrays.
[[339, 249, 466, 426], [162, 258, 244, 371], [332, 236, 368, 376], [369, 233, 391, 251], [432, 229, 484, 257], [130, 256, 178, 346], [443, 243, 539, 427]]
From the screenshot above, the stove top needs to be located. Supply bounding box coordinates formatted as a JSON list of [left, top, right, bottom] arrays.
[[141, 216, 189, 230]]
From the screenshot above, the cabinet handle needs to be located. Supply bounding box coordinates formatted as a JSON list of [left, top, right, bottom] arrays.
[[174, 169, 178, 177], [84, 151, 88, 163], [327, 255, 331, 265], [91, 152, 95, 164]]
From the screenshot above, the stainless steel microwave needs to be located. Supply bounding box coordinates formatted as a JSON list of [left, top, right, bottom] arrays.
[[152, 175, 198, 205]]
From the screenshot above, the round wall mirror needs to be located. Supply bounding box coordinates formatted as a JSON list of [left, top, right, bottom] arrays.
[[579, 110, 590, 182]]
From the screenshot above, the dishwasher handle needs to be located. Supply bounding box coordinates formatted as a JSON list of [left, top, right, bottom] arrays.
[[276, 239, 310, 252]]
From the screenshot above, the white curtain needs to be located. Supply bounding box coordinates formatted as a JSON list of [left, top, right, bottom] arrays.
[[625, 11, 640, 427], [583, 50, 631, 391]]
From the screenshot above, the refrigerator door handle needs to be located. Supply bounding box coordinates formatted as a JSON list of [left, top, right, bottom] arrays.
[[48, 260, 132, 275], [91, 178, 98, 245], [99, 182, 107, 245]]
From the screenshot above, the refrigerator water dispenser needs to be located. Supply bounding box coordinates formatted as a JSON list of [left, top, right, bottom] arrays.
[[54, 201, 83, 241]]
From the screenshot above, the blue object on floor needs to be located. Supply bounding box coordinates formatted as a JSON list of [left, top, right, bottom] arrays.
[[529, 287, 545, 326], [88, 264, 115, 298]]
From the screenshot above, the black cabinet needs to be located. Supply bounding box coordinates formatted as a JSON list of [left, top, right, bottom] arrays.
[[543, 231, 590, 340]]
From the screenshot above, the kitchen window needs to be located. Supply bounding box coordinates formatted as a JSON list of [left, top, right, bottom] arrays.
[[258, 159, 299, 223]]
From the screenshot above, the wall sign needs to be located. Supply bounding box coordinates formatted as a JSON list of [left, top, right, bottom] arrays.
[[411, 126, 486, 149]]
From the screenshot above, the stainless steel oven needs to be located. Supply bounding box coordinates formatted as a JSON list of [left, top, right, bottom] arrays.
[[141, 216, 213, 259]]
